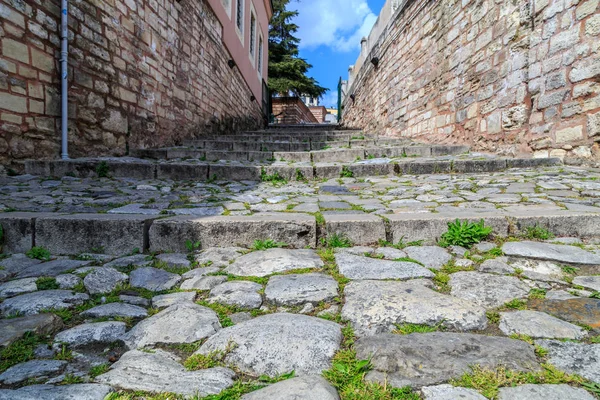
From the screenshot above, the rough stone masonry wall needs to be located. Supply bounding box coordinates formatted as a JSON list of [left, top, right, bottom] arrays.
[[343, 0, 600, 162], [0, 0, 263, 167]]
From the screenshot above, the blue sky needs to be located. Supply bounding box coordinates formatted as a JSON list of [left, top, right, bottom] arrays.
[[290, 0, 387, 108]]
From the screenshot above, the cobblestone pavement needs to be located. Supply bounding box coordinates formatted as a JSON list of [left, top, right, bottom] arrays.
[[1, 234, 600, 398], [3, 165, 600, 216]]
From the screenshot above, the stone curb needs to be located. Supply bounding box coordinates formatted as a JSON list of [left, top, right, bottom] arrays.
[[1, 210, 598, 255]]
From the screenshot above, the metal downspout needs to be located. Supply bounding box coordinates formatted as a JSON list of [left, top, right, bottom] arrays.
[[60, 0, 69, 159]]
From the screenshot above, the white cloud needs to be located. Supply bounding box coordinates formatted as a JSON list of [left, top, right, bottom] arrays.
[[291, 0, 378, 52], [322, 91, 339, 108]]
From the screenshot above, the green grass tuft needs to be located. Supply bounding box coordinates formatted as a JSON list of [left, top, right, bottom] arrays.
[[439, 219, 492, 248], [26, 246, 51, 261], [35, 277, 59, 290], [250, 239, 288, 251], [321, 233, 353, 248]]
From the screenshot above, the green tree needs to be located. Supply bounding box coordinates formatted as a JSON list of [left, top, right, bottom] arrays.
[[268, 0, 327, 98]]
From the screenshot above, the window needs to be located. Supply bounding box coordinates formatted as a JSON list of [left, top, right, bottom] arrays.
[[250, 13, 256, 57], [236, 0, 243, 32], [221, 0, 231, 18], [257, 36, 263, 75]]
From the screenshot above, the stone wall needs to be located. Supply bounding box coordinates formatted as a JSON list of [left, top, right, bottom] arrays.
[[343, 0, 600, 161], [0, 0, 264, 167], [272, 97, 319, 124]]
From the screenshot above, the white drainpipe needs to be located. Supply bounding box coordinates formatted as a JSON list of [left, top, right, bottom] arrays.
[[60, 0, 69, 159]]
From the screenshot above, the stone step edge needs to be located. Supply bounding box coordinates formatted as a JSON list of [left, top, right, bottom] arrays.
[[131, 145, 469, 162], [24, 157, 562, 181], [0, 210, 597, 256]]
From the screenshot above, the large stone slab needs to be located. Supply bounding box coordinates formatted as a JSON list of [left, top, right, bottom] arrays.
[[502, 241, 600, 265], [450, 272, 530, 308], [421, 384, 486, 400], [35, 214, 158, 255], [124, 303, 220, 349], [0, 290, 89, 316], [129, 267, 181, 291], [356, 333, 540, 388], [0, 254, 42, 278], [193, 247, 246, 267], [572, 276, 600, 291], [324, 214, 385, 245], [0, 313, 63, 347], [149, 214, 317, 252], [197, 313, 342, 377], [53, 321, 126, 347], [241, 375, 340, 400], [83, 267, 128, 294], [0, 359, 67, 385], [335, 253, 434, 280], [0, 278, 37, 298], [341, 280, 487, 335], [95, 349, 235, 397], [499, 310, 587, 339], [0, 213, 47, 254], [152, 291, 196, 308], [497, 384, 595, 400], [0, 384, 113, 400], [529, 298, 600, 329], [403, 246, 452, 270], [225, 248, 324, 277], [265, 273, 338, 306], [81, 303, 148, 319], [17, 259, 91, 278], [535, 340, 600, 383], [208, 281, 263, 309]]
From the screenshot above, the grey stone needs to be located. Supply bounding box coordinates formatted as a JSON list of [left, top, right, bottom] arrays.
[[356, 333, 540, 388], [83, 267, 128, 294], [156, 253, 191, 269], [0, 313, 63, 347], [55, 274, 81, 289], [479, 257, 513, 274], [450, 272, 530, 308], [53, 321, 126, 347], [474, 242, 497, 252], [497, 384, 595, 399], [335, 253, 434, 280], [0, 254, 42, 277], [95, 349, 235, 397], [502, 241, 600, 265], [0, 359, 67, 385], [103, 254, 152, 269], [152, 291, 196, 308], [81, 303, 148, 319], [536, 340, 600, 383], [129, 267, 181, 291], [265, 273, 338, 306], [230, 312, 252, 324], [0, 278, 37, 298], [0, 384, 113, 400], [124, 303, 220, 349], [225, 248, 324, 277], [545, 290, 579, 300], [404, 246, 452, 269], [572, 276, 600, 291], [181, 266, 221, 279], [421, 384, 486, 400], [372, 247, 408, 259], [241, 375, 340, 400], [509, 259, 565, 282], [336, 246, 374, 256], [0, 290, 89, 316], [197, 313, 342, 377], [17, 259, 91, 278], [324, 214, 386, 245], [180, 275, 228, 291], [119, 295, 150, 306], [208, 281, 263, 309], [342, 280, 487, 335], [499, 310, 587, 339]]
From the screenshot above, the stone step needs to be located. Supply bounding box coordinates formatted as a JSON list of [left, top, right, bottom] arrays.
[[185, 132, 371, 143], [25, 156, 562, 181], [1, 209, 598, 255]]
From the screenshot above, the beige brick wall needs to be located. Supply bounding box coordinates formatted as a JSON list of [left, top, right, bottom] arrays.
[[343, 0, 600, 162], [0, 0, 264, 166]]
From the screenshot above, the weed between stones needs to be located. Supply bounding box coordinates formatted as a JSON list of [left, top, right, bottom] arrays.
[[438, 219, 492, 248], [0, 332, 45, 373]]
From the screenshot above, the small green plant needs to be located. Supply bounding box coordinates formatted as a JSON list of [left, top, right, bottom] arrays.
[[260, 168, 287, 184], [295, 169, 306, 182], [89, 363, 110, 378], [26, 246, 51, 261], [393, 323, 442, 335], [35, 277, 59, 290], [340, 166, 354, 178], [54, 344, 74, 361], [0, 332, 42, 373], [590, 291, 600, 299], [206, 174, 218, 184], [529, 288, 547, 299], [439, 219, 492, 248], [487, 247, 503, 257], [523, 225, 554, 240], [321, 233, 353, 248], [95, 161, 109, 178], [486, 311, 500, 324], [62, 373, 84, 384], [582, 381, 600, 396], [184, 350, 226, 370], [250, 239, 287, 251], [561, 265, 579, 275], [504, 299, 527, 310], [185, 240, 202, 252]]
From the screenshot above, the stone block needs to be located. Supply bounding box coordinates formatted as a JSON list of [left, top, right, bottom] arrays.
[[576, 0, 599, 20], [556, 125, 584, 143], [149, 214, 317, 252], [205, 151, 248, 162], [2, 38, 28, 63], [538, 90, 569, 109], [263, 165, 314, 181], [232, 142, 261, 152], [131, 149, 168, 159], [166, 148, 204, 159], [0, 92, 27, 113], [273, 152, 311, 162], [404, 146, 431, 157], [506, 158, 562, 168], [397, 161, 452, 175], [324, 214, 386, 245], [289, 142, 311, 152], [589, 111, 600, 137], [0, 212, 53, 253], [24, 160, 51, 176], [388, 213, 510, 244], [549, 24, 581, 55], [431, 145, 470, 156], [569, 57, 600, 82], [157, 163, 209, 180], [314, 164, 342, 179], [311, 149, 364, 163], [209, 165, 261, 181], [509, 211, 600, 238], [202, 141, 233, 151], [36, 214, 158, 255], [106, 161, 155, 179], [587, 14, 600, 35], [364, 147, 404, 158], [452, 159, 507, 173], [247, 152, 275, 162], [347, 162, 395, 177]]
